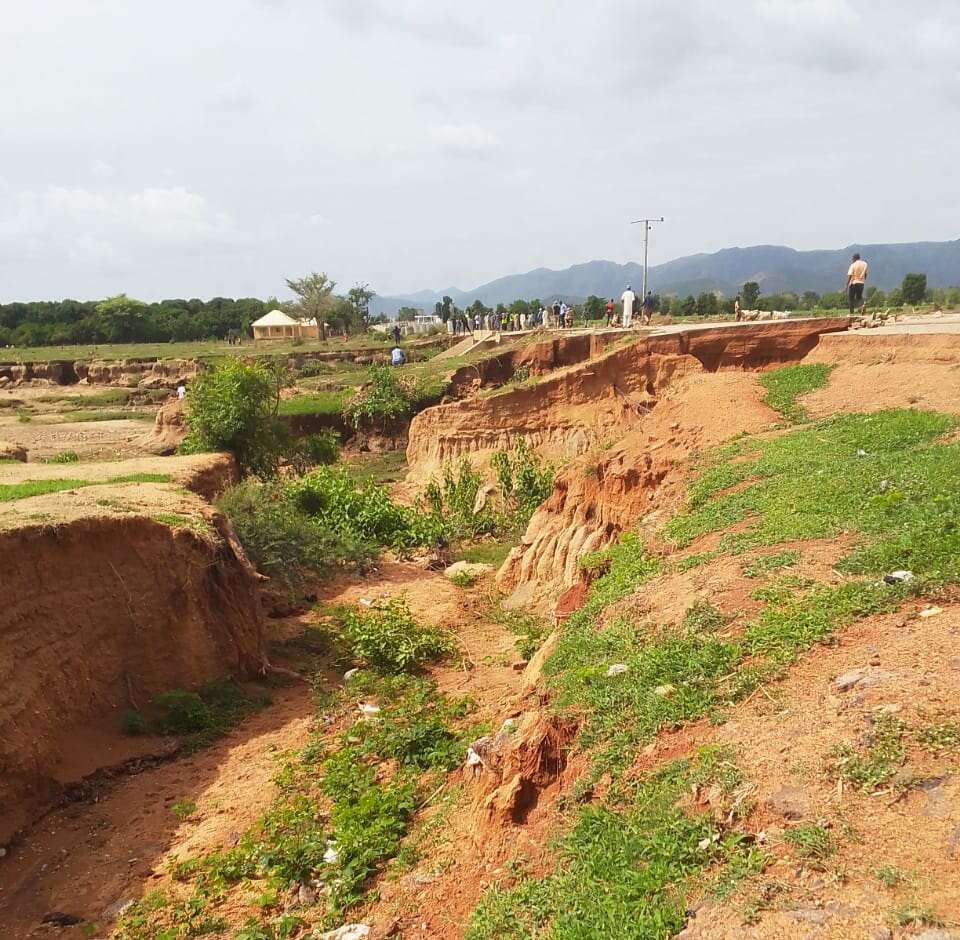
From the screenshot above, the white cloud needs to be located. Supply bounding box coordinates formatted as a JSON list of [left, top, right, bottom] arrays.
[[430, 123, 501, 158], [0, 185, 251, 269]]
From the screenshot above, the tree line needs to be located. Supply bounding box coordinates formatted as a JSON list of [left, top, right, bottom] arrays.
[[1, 269, 953, 349], [0, 272, 382, 348]]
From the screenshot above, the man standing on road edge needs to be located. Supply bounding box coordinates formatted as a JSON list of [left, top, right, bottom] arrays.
[[621, 285, 636, 328], [846, 252, 869, 315]]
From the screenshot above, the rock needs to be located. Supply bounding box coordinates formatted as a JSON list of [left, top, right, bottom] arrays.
[[920, 606, 944, 618], [787, 908, 829, 925], [103, 897, 136, 919], [606, 663, 629, 677], [914, 931, 957, 940], [0, 441, 27, 462], [321, 925, 371, 940], [834, 669, 866, 692], [869, 929, 893, 940], [444, 561, 494, 582], [766, 785, 810, 820], [654, 684, 675, 698], [344, 668, 360, 681], [298, 883, 317, 906]]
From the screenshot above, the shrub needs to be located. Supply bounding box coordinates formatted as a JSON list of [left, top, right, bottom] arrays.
[[289, 466, 439, 552], [181, 359, 291, 477], [219, 479, 375, 593], [288, 429, 340, 473], [42, 450, 80, 464], [490, 439, 554, 530], [423, 458, 493, 540], [344, 364, 414, 431], [335, 596, 452, 673]]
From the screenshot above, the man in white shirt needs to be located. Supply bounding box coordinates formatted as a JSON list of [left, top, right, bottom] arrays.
[[621, 286, 637, 328], [846, 253, 869, 315]]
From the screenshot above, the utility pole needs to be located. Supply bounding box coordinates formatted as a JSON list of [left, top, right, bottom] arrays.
[[630, 217, 665, 299]]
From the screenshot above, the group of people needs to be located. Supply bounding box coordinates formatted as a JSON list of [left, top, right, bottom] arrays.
[[613, 287, 656, 328], [448, 301, 577, 335]]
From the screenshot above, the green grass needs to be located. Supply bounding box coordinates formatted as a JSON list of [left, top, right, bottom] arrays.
[[126, 666, 478, 937], [0, 472, 171, 503], [120, 679, 269, 753], [39, 450, 80, 464], [758, 363, 834, 422], [277, 389, 350, 417], [783, 823, 835, 862], [488, 601, 551, 660], [830, 714, 907, 792], [459, 537, 514, 568], [0, 335, 394, 363], [342, 450, 408, 485], [171, 799, 197, 822], [741, 550, 799, 579], [466, 749, 766, 940], [664, 410, 960, 587]]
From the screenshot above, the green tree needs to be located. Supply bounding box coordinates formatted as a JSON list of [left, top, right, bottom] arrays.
[[181, 359, 291, 477], [95, 294, 147, 343], [742, 281, 761, 308], [583, 295, 604, 321], [680, 295, 696, 316], [397, 306, 419, 322], [347, 283, 376, 330], [696, 292, 718, 317], [286, 272, 336, 335], [901, 273, 927, 305]]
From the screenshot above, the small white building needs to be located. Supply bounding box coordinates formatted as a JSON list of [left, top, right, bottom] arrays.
[[252, 310, 320, 342]]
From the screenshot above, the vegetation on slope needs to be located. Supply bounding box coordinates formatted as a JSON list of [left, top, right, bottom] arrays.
[[758, 362, 834, 422], [468, 407, 960, 936]]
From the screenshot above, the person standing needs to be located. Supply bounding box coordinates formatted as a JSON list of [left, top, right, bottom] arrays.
[[641, 291, 655, 325], [846, 253, 869, 315], [605, 298, 615, 326], [621, 285, 637, 328], [551, 299, 562, 328], [734, 294, 742, 321], [392, 323, 401, 346], [559, 301, 568, 328]]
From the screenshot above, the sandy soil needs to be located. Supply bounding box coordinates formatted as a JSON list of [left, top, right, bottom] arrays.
[[0, 416, 154, 461]]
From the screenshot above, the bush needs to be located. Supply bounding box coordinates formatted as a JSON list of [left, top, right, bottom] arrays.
[[490, 439, 554, 530], [288, 466, 439, 552], [288, 429, 340, 473], [344, 364, 414, 431], [423, 458, 494, 540], [336, 596, 452, 673], [181, 359, 291, 477], [219, 479, 375, 593]]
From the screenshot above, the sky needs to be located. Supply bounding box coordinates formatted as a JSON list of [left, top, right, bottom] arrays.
[[2, 0, 958, 302]]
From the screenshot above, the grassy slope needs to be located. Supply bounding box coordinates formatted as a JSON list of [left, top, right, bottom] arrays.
[[0, 473, 171, 502], [467, 404, 960, 937]]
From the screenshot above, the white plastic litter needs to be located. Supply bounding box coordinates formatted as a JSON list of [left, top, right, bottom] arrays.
[[919, 606, 944, 618], [883, 570, 914, 584], [358, 597, 373, 607], [323, 842, 339, 864], [343, 668, 360, 681], [321, 926, 370, 940], [857, 448, 868, 457], [358, 703, 381, 719], [606, 663, 629, 677], [465, 747, 483, 767]]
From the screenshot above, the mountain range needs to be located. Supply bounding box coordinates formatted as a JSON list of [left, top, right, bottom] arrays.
[[371, 238, 960, 315]]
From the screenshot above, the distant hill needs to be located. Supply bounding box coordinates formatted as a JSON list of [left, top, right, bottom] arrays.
[[372, 239, 960, 315]]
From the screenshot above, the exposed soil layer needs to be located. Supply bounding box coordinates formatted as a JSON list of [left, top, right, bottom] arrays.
[[0, 497, 265, 843], [498, 369, 780, 608], [406, 319, 848, 482], [447, 330, 628, 397], [804, 331, 960, 418]]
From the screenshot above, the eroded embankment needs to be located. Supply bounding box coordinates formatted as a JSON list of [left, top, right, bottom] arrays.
[[406, 319, 848, 483], [0, 504, 265, 843], [447, 331, 627, 396]]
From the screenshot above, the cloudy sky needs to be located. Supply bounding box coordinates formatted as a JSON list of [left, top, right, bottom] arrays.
[[2, 0, 958, 301]]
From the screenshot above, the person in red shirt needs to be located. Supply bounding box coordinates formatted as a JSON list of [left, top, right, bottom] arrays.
[[605, 298, 615, 326]]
